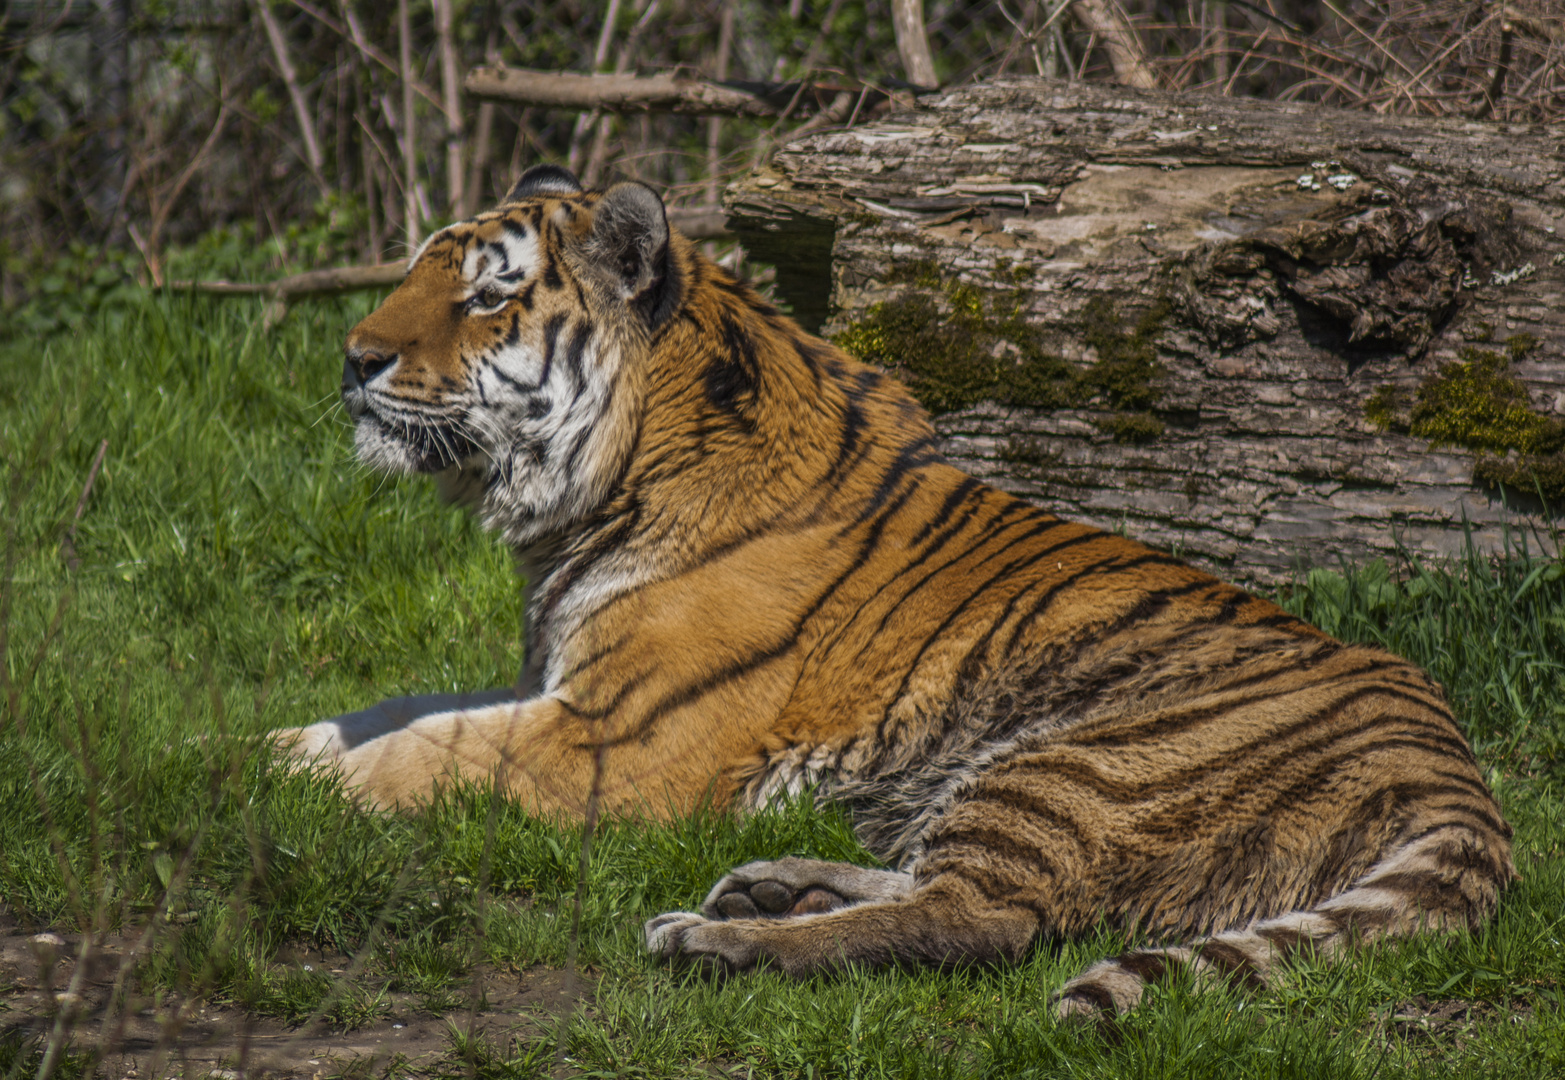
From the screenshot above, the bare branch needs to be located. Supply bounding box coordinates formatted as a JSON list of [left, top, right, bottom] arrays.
[[253, 0, 327, 186], [288, 0, 444, 113], [668, 204, 730, 240], [172, 261, 406, 300], [465, 66, 892, 118], [1070, 0, 1157, 89], [433, 0, 464, 214], [891, 0, 939, 88]]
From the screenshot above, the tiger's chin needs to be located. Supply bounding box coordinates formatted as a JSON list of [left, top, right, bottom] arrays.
[[352, 415, 483, 478]]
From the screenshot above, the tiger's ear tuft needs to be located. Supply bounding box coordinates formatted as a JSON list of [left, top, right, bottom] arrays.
[[587, 182, 679, 327], [504, 164, 584, 202]]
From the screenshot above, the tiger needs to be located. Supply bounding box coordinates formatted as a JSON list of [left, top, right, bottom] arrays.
[[278, 163, 1514, 1016]]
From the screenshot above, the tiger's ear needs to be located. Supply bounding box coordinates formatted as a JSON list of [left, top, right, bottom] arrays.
[[586, 181, 680, 327], [504, 164, 583, 202]]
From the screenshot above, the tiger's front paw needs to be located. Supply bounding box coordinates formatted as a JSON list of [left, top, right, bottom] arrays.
[[644, 912, 761, 973]]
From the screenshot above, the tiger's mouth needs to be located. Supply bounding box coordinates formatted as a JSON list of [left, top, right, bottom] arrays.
[[357, 410, 484, 475]]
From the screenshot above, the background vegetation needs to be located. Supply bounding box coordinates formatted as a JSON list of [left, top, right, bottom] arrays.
[[3, 0, 1563, 324]]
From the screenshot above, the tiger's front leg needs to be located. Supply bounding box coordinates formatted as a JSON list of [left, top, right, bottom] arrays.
[[278, 693, 647, 815]]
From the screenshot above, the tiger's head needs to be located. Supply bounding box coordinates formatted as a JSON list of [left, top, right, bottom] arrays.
[[342, 165, 687, 548]]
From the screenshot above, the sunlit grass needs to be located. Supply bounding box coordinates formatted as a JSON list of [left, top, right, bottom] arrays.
[[1, 293, 1562, 1078]]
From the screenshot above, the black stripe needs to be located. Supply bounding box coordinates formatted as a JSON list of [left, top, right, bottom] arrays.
[[822, 397, 870, 488], [1117, 951, 1171, 983], [922, 825, 1049, 880], [1060, 983, 1115, 1012], [1001, 550, 1190, 658], [852, 512, 1075, 681], [882, 529, 1112, 713], [995, 573, 1215, 670], [536, 312, 567, 389], [1195, 940, 1265, 988], [564, 318, 594, 394], [947, 788, 1090, 851], [792, 336, 824, 391], [821, 497, 1051, 669], [859, 437, 943, 519], [1067, 658, 1425, 749], [908, 478, 986, 547]]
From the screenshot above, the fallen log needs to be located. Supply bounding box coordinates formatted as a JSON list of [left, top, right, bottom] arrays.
[[726, 77, 1565, 582]]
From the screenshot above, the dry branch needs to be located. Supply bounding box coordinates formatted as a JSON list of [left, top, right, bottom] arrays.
[[168, 203, 731, 322], [173, 262, 405, 327], [891, 0, 939, 88], [173, 262, 407, 300], [253, 0, 326, 186], [464, 65, 899, 119], [1070, 0, 1158, 89]]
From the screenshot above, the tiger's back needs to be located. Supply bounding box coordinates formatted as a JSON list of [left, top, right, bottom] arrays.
[[283, 165, 1514, 1014]]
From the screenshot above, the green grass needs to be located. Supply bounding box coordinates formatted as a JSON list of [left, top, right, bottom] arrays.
[[1, 292, 1563, 1078]]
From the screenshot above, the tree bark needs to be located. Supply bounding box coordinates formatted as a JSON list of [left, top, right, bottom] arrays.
[[726, 77, 1565, 582]]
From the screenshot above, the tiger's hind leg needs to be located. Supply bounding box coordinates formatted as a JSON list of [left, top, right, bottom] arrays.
[[645, 866, 1040, 977], [1056, 820, 1516, 1017]]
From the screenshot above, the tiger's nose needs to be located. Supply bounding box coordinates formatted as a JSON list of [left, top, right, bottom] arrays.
[[344, 345, 397, 388]]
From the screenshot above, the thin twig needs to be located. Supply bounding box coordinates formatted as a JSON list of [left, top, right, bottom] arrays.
[[254, 0, 327, 189], [60, 439, 108, 572]]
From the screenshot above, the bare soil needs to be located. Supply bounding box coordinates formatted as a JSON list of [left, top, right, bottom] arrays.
[[0, 918, 587, 1079]]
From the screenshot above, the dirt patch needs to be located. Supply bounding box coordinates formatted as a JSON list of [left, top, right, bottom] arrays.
[[1388, 994, 1532, 1045], [0, 920, 589, 1079]]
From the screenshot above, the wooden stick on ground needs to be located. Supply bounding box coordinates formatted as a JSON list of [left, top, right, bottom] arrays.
[[169, 202, 731, 325], [172, 262, 406, 327]]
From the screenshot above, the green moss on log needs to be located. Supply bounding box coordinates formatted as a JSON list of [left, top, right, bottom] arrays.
[[834, 269, 1166, 443], [1367, 336, 1565, 500], [1409, 347, 1563, 454]]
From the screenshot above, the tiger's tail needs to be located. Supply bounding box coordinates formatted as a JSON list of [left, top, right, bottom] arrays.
[[1055, 821, 1516, 1016]]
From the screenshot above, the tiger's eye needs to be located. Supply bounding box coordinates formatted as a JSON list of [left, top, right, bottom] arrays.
[[479, 285, 504, 308]]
